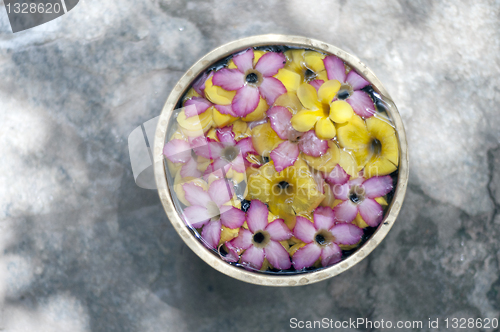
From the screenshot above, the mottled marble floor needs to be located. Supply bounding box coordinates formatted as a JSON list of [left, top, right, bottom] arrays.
[[1, 0, 499, 331]]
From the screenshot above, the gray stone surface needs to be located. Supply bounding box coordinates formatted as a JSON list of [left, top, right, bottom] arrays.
[[1, 0, 500, 331]]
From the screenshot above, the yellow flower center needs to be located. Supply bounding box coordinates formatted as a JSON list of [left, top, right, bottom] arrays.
[[252, 230, 271, 248], [314, 229, 333, 247]]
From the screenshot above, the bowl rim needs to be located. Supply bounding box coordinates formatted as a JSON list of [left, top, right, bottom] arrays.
[[153, 34, 409, 286]]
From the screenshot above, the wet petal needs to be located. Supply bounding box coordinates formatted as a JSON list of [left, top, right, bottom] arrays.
[[362, 175, 393, 198], [321, 243, 342, 267], [336, 116, 371, 150], [221, 242, 239, 263], [219, 205, 246, 229], [314, 117, 336, 140], [182, 182, 211, 207], [264, 240, 291, 270], [313, 206, 335, 230], [324, 55, 346, 82], [183, 205, 210, 228], [325, 164, 350, 185], [241, 246, 265, 270], [208, 178, 233, 207], [214, 104, 237, 117], [259, 77, 287, 105], [270, 141, 300, 172], [193, 140, 224, 160], [358, 198, 384, 227], [233, 48, 254, 73], [293, 216, 316, 243], [291, 110, 321, 132], [329, 100, 354, 123], [265, 219, 292, 241], [180, 157, 202, 178], [309, 79, 324, 92], [192, 72, 208, 97], [216, 126, 236, 144], [332, 182, 349, 200], [297, 83, 320, 110], [232, 86, 260, 117], [212, 68, 244, 91], [229, 154, 246, 173], [275, 68, 301, 92], [163, 139, 192, 164], [292, 243, 322, 270], [299, 130, 328, 157], [347, 91, 375, 118], [333, 201, 358, 223], [201, 220, 221, 249], [247, 200, 269, 233], [255, 51, 286, 77], [318, 79, 341, 104], [268, 106, 293, 140], [230, 228, 253, 250], [346, 70, 370, 90], [330, 223, 363, 245], [184, 97, 212, 118], [235, 137, 257, 156]]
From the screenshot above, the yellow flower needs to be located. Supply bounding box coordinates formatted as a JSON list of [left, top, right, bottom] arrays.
[[247, 157, 325, 229], [336, 115, 399, 178], [291, 81, 355, 140], [275, 49, 328, 92]]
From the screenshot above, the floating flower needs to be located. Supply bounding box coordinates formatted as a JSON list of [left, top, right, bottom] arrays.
[[230, 200, 292, 270], [182, 179, 245, 249], [323, 55, 375, 118], [336, 115, 399, 178], [212, 48, 287, 117], [292, 207, 363, 269], [290, 80, 354, 140], [274, 49, 327, 92], [333, 175, 393, 226], [267, 106, 328, 172], [247, 158, 324, 228], [163, 138, 202, 178]]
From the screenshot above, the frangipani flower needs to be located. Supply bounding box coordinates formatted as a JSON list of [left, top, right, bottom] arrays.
[[212, 48, 287, 117], [336, 115, 399, 178], [323, 55, 375, 118], [231, 200, 292, 270], [291, 81, 355, 140], [267, 106, 328, 172], [292, 207, 363, 270], [333, 175, 393, 226], [275, 49, 328, 92], [182, 179, 245, 249]]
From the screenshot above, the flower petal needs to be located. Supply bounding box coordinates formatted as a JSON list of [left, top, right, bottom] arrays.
[[233, 48, 254, 73], [346, 70, 370, 90], [258, 77, 287, 105], [329, 100, 354, 123], [297, 83, 320, 110], [182, 182, 211, 207], [330, 223, 363, 245], [358, 198, 384, 227], [208, 178, 233, 207], [265, 219, 292, 241], [255, 51, 286, 77], [192, 72, 208, 97], [235, 137, 257, 156], [232, 86, 260, 117], [220, 242, 239, 263], [325, 164, 350, 185], [324, 55, 346, 82], [212, 68, 244, 91], [216, 126, 236, 144], [241, 245, 265, 270], [333, 201, 358, 223], [270, 141, 300, 172], [219, 205, 246, 229], [193, 140, 223, 160], [318, 79, 341, 104], [180, 157, 202, 178], [183, 205, 210, 228], [201, 220, 221, 249], [298, 130, 328, 157], [346, 91, 375, 118], [313, 206, 335, 230], [332, 182, 349, 200], [230, 228, 253, 250], [309, 79, 324, 92], [293, 216, 317, 243], [229, 153, 246, 173], [267, 106, 293, 140], [292, 243, 322, 270], [184, 97, 212, 118], [163, 139, 192, 164], [314, 117, 336, 140], [292, 110, 321, 132], [264, 240, 291, 270], [247, 200, 269, 233], [321, 243, 342, 267], [214, 104, 237, 117], [362, 175, 393, 198]]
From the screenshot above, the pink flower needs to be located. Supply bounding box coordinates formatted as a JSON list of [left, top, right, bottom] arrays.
[[230, 200, 292, 270], [193, 126, 257, 175], [333, 175, 393, 226], [212, 49, 287, 117], [323, 55, 375, 118], [292, 207, 363, 270], [182, 179, 246, 249], [267, 106, 328, 172], [162, 139, 201, 178]]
